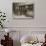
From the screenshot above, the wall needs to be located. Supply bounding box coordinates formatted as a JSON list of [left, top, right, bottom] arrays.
[[0, 0, 46, 28]]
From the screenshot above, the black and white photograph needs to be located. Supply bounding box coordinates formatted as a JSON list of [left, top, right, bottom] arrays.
[[12, 2, 34, 19]]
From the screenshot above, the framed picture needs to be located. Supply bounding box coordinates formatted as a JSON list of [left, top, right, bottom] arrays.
[[12, 2, 34, 19]]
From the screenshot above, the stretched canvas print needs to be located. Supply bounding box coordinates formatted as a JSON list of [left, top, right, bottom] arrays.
[[12, 2, 34, 19]]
